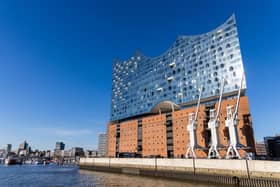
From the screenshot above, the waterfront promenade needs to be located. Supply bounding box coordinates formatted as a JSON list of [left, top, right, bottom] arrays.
[[79, 158, 280, 186]]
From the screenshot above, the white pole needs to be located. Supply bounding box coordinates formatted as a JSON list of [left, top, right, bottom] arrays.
[[215, 79, 225, 121]]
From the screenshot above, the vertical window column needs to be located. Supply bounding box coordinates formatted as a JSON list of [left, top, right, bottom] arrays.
[[137, 119, 142, 157], [166, 113, 174, 158], [116, 123, 120, 157], [204, 105, 214, 148]]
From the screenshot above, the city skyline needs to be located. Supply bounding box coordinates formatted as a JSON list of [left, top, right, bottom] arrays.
[[0, 0, 279, 150], [0, 139, 97, 152]]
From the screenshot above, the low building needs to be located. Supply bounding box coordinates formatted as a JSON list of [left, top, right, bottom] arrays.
[[71, 147, 84, 157], [255, 142, 267, 159], [0, 149, 6, 158], [264, 135, 280, 160], [61, 150, 71, 157], [19, 149, 28, 157], [84, 150, 97, 158], [45, 150, 51, 158]]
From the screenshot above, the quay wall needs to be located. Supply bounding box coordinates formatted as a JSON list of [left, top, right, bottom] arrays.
[[79, 158, 280, 183]]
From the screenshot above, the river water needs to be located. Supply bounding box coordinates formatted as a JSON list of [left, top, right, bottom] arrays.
[[0, 165, 224, 187]]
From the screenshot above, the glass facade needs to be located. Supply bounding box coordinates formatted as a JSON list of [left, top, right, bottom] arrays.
[[111, 15, 246, 121]]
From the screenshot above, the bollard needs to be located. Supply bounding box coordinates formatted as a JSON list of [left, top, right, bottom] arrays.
[[232, 176, 240, 187]]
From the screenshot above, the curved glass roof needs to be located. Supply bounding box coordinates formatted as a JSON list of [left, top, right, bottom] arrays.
[[111, 15, 246, 121]]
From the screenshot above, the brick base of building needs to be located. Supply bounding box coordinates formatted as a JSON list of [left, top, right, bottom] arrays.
[[107, 96, 256, 159]]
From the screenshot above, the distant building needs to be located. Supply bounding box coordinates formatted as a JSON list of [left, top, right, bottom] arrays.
[[255, 142, 267, 159], [18, 150, 28, 157], [98, 133, 107, 157], [45, 150, 51, 158], [71, 147, 84, 158], [61, 150, 71, 157], [19, 140, 28, 150], [53, 142, 65, 157], [84, 150, 97, 158], [29, 149, 45, 158], [264, 135, 280, 160], [18, 140, 29, 156], [4, 144, 12, 153], [0, 149, 6, 158], [55, 142, 65, 151]]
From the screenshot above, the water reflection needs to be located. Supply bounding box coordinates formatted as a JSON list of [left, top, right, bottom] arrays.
[[80, 169, 224, 187], [0, 165, 225, 187]]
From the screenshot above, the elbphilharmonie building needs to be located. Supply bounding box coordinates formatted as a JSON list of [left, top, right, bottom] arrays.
[[107, 15, 255, 159]]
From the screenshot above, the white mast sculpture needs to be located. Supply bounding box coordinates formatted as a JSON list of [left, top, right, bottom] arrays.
[[225, 74, 244, 159], [208, 79, 225, 159], [186, 86, 203, 158]]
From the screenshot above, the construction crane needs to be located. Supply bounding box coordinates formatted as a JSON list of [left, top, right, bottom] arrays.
[[225, 74, 244, 159], [186, 85, 203, 158], [208, 79, 225, 159]]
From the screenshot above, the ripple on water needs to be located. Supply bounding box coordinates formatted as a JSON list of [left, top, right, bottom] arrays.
[[0, 165, 224, 187]]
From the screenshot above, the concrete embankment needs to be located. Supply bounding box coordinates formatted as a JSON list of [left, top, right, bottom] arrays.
[[79, 158, 280, 186]]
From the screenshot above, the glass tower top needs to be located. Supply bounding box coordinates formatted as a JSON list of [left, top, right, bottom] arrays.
[[111, 15, 246, 121]]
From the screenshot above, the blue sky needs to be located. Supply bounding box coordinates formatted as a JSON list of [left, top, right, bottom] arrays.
[[0, 0, 279, 150]]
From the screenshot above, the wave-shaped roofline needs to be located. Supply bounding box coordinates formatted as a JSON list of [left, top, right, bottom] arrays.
[[114, 14, 236, 63]]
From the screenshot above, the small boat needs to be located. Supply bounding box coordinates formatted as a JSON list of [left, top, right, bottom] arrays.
[[25, 160, 32, 164], [34, 160, 43, 165], [5, 157, 17, 165]]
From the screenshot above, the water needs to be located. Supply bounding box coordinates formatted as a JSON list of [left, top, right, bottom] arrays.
[[0, 165, 223, 187]]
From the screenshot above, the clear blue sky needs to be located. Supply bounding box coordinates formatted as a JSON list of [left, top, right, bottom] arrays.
[[0, 0, 279, 150]]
